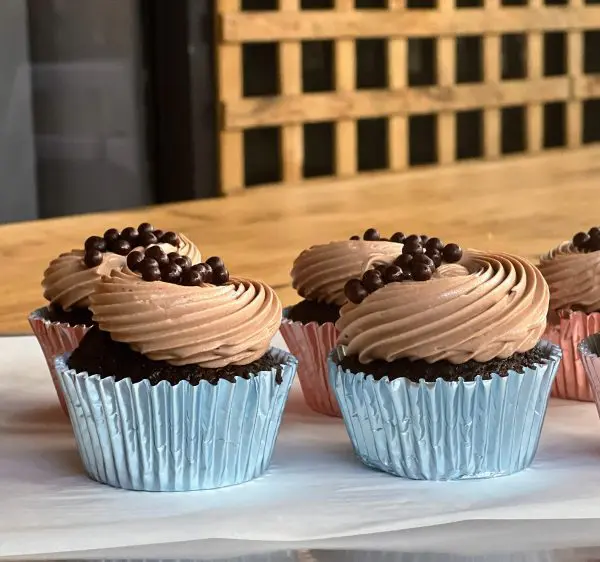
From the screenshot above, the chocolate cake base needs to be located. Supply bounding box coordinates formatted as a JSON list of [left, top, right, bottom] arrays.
[[68, 326, 282, 385], [339, 347, 549, 383], [44, 304, 95, 327], [287, 299, 340, 325]]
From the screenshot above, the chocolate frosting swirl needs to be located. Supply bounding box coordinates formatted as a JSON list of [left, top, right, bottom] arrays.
[[337, 250, 549, 365], [538, 241, 600, 313], [42, 233, 201, 310], [291, 240, 401, 305], [90, 271, 282, 367]]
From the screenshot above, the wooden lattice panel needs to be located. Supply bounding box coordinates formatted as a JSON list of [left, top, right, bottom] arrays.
[[216, 0, 600, 194]]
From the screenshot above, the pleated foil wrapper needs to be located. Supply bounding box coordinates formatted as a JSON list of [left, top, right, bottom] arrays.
[[28, 306, 92, 414], [55, 348, 297, 491], [329, 341, 561, 481], [280, 307, 341, 417], [543, 309, 600, 401], [577, 333, 600, 419]]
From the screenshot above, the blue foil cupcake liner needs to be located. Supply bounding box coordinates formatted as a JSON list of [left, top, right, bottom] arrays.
[[56, 348, 297, 491], [329, 341, 561, 481]]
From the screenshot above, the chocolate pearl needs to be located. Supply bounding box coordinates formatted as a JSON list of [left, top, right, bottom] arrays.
[[161, 231, 180, 247], [589, 227, 600, 238], [363, 228, 380, 241], [402, 239, 422, 254], [111, 239, 131, 256], [138, 231, 158, 247], [375, 263, 387, 274], [404, 234, 420, 245], [103, 228, 120, 243], [192, 262, 212, 282], [173, 255, 192, 270], [142, 257, 159, 270], [206, 256, 224, 269], [182, 268, 204, 286], [168, 251, 180, 262], [120, 227, 138, 245], [412, 263, 433, 281], [428, 250, 443, 267], [402, 270, 413, 281], [413, 254, 435, 270], [573, 232, 590, 248], [420, 235, 429, 245], [212, 265, 230, 285], [395, 253, 413, 269], [425, 237, 444, 252], [153, 229, 164, 240], [362, 269, 384, 293], [127, 250, 145, 271], [161, 262, 183, 284], [390, 232, 405, 243], [442, 243, 463, 263], [344, 279, 368, 304], [384, 265, 403, 284], [141, 266, 161, 282], [145, 245, 166, 261], [84, 235, 107, 253], [349, 235, 360, 240], [589, 237, 600, 252], [84, 249, 103, 268], [138, 222, 154, 233]]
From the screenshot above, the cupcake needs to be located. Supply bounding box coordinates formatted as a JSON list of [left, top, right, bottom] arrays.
[[280, 228, 402, 416], [29, 222, 201, 413], [538, 228, 600, 401], [329, 237, 561, 480], [55, 248, 296, 491]]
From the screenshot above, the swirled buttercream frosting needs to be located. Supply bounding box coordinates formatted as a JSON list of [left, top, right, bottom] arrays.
[[337, 250, 549, 364], [291, 240, 401, 305], [43, 233, 200, 310], [538, 241, 600, 313], [89, 270, 282, 368]]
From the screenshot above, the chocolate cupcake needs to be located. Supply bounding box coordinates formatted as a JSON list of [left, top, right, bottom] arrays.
[[329, 242, 561, 480], [55, 250, 296, 491], [538, 229, 600, 402], [280, 229, 401, 417], [28, 223, 201, 413]]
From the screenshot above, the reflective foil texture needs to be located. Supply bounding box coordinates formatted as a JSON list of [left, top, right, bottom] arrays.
[[329, 342, 561, 481], [578, 333, 600, 419], [56, 348, 297, 491], [280, 307, 341, 417], [544, 309, 600, 401], [28, 306, 92, 415]]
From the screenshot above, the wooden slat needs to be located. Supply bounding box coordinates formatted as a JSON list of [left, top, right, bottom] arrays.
[[217, 0, 244, 194], [527, 27, 543, 154], [572, 74, 600, 99], [484, 0, 501, 160], [223, 78, 571, 130], [438, 0, 455, 165], [220, 7, 600, 43], [568, 9, 583, 149], [388, 5, 407, 173]]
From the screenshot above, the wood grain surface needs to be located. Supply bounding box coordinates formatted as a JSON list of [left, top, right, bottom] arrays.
[[2, 146, 599, 333]]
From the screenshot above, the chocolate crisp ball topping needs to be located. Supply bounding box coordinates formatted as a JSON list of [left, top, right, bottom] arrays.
[[572, 227, 600, 253], [343, 234, 463, 304], [82, 223, 182, 269], [348, 228, 412, 244]]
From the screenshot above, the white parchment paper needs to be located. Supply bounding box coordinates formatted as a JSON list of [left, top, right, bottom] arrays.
[[2, 334, 600, 557]]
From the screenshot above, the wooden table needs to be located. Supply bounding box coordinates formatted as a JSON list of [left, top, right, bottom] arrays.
[[2, 147, 599, 333]]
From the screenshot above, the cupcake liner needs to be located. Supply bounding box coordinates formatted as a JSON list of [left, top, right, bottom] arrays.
[[28, 306, 92, 414], [280, 307, 340, 417], [55, 348, 297, 491], [577, 334, 600, 418], [543, 309, 600, 401], [329, 341, 561, 481]]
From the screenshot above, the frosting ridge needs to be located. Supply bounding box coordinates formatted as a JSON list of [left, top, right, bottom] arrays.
[[336, 250, 549, 364]]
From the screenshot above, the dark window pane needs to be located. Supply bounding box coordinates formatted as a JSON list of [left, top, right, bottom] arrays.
[[356, 39, 387, 89], [544, 32, 567, 76], [501, 34, 527, 80], [302, 41, 334, 92], [358, 118, 388, 171], [409, 114, 437, 165], [243, 43, 279, 97], [456, 110, 483, 160], [408, 38, 437, 86], [501, 106, 527, 154], [543, 102, 566, 149], [456, 36, 483, 83], [304, 122, 335, 178], [244, 127, 281, 186], [584, 31, 600, 74], [583, 99, 600, 144]]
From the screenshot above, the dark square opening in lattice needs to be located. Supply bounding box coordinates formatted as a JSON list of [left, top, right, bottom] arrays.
[[544, 0, 568, 5], [501, 106, 527, 154], [304, 122, 335, 178], [586, 0, 600, 4], [583, 99, 600, 144], [544, 33, 567, 77], [407, 0, 437, 8], [356, 0, 387, 7], [356, 39, 388, 89], [543, 102, 566, 149], [244, 127, 281, 187], [302, 41, 334, 92], [456, 36, 483, 83], [242, 0, 277, 9], [301, 0, 334, 7], [584, 31, 600, 74], [358, 118, 388, 171], [456, 0, 484, 7], [409, 114, 437, 166], [408, 38, 437, 86], [501, 34, 527, 80], [456, 110, 483, 160], [501, 0, 527, 5], [242, 43, 279, 97]]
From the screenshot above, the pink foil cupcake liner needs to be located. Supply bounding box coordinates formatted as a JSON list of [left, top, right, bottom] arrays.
[[28, 307, 92, 413], [579, 334, 600, 417], [543, 309, 600, 402], [280, 308, 340, 417]]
